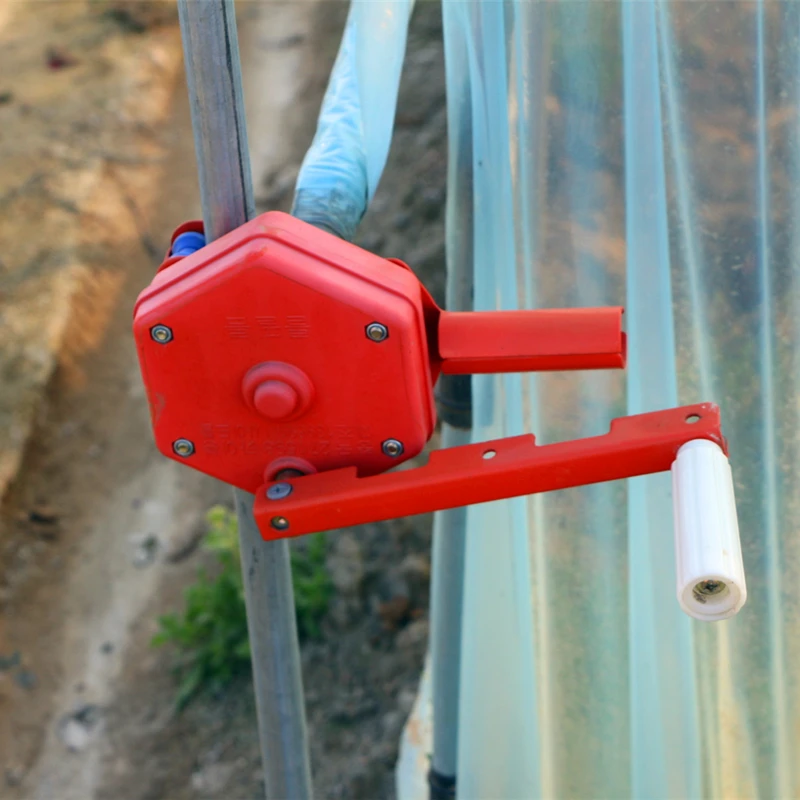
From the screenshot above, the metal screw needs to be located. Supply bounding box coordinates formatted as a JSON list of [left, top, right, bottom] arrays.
[[695, 579, 726, 596], [267, 482, 293, 501], [382, 438, 404, 458], [173, 438, 195, 457], [693, 579, 727, 604], [366, 322, 389, 342], [271, 516, 290, 531], [150, 324, 173, 344]]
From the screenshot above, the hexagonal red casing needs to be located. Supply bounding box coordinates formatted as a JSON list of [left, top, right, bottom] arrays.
[[134, 212, 437, 493]]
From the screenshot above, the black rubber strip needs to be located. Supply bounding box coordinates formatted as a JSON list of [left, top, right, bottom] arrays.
[[435, 373, 472, 430], [428, 768, 457, 800]]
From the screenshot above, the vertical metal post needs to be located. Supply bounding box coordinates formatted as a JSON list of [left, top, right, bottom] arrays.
[[177, 3, 313, 798], [428, 83, 474, 797], [429, 429, 469, 788]]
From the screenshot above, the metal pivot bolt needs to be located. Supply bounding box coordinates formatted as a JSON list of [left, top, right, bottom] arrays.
[[271, 516, 290, 531], [366, 322, 389, 342], [151, 324, 173, 344], [173, 438, 195, 457], [693, 579, 727, 602], [382, 438, 404, 458], [267, 482, 294, 501]]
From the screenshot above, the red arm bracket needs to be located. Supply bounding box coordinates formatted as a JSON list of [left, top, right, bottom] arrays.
[[438, 307, 626, 374], [254, 403, 725, 539]]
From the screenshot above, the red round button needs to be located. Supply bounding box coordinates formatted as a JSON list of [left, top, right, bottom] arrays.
[[253, 380, 298, 420], [242, 362, 314, 423]]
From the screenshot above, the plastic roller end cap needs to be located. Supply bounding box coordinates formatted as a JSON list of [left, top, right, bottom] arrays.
[[672, 439, 747, 622], [171, 231, 206, 257]]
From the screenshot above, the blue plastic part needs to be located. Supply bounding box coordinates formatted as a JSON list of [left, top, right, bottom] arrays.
[[171, 231, 206, 257]]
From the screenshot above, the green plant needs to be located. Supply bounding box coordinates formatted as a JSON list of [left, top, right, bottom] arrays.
[[153, 506, 331, 708], [291, 529, 332, 639]]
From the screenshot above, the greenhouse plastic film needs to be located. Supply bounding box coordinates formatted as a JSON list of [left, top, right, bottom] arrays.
[[303, 0, 800, 795], [442, 1, 800, 797]]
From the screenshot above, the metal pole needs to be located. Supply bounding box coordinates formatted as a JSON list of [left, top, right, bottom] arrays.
[[177, 3, 313, 798], [429, 428, 469, 784], [428, 80, 474, 797]]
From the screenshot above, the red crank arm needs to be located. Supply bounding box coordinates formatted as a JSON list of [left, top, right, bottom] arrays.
[[438, 307, 626, 374], [254, 403, 725, 539]]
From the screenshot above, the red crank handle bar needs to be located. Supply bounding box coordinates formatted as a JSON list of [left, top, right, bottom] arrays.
[[438, 307, 626, 374], [254, 403, 725, 539]]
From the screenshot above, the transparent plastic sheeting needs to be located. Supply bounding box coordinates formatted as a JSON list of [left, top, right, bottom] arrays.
[[292, 0, 413, 241], [443, 1, 800, 797], [298, 1, 797, 796]]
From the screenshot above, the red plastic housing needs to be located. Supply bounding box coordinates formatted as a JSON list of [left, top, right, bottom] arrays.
[[134, 212, 436, 493]]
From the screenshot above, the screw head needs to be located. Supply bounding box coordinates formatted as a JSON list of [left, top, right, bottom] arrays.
[[382, 438, 404, 458], [266, 482, 293, 501], [173, 438, 195, 458], [271, 516, 290, 531], [366, 322, 389, 342], [694, 579, 726, 598], [150, 324, 173, 344]]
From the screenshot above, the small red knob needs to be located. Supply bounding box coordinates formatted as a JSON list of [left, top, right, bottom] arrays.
[[253, 380, 299, 420], [242, 362, 314, 423]]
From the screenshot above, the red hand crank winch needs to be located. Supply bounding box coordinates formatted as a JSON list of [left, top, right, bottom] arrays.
[[133, 212, 726, 539]]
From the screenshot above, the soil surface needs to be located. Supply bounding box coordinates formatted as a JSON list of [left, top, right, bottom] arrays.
[[0, 2, 446, 799]]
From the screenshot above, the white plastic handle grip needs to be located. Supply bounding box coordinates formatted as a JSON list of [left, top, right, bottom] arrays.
[[671, 439, 747, 621]]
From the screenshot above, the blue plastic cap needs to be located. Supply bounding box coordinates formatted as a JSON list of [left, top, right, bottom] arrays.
[[171, 231, 206, 257]]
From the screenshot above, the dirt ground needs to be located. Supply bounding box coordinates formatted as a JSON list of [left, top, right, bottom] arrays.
[[0, 2, 446, 799]]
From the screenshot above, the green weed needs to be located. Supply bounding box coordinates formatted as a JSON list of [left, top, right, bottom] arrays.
[[290, 527, 331, 640], [153, 506, 331, 708]]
